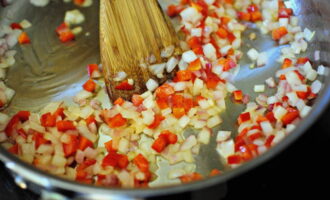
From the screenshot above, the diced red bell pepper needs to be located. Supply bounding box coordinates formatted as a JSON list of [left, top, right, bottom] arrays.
[[17, 111, 30, 122], [56, 23, 75, 43], [227, 154, 242, 164], [187, 36, 202, 50], [172, 94, 184, 107], [18, 32, 30, 44], [172, 107, 185, 119], [278, 7, 293, 18], [105, 113, 127, 128], [282, 58, 293, 69], [162, 130, 178, 144], [78, 136, 93, 151], [237, 11, 251, 21], [238, 145, 253, 161], [54, 107, 65, 119], [10, 23, 22, 30], [179, 172, 203, 183], [250, 11, 262, 22], [5, 111, 30, 137], [296, 87, 311, 100], [183, 98, 194, 113], [209, 169, 221, 176], [132, 94, 144, 106], [40, 112, 56, 127], [247, 132, 263, 142], [167, 4, 183, 17], [152, 135, 168, 153], [33, 132, 49, 149], [8, 144, 19, 155], [74, 0, 85, 6], [87, 64, 99, 77], [227, 32, 236, 44], [148, 114, 165, 129], [102, 151, 128, 169], [56, 120, 76, 132], [176, 70, 192, 81], [265, 135, 275, 148], [272, 26, 288, 40], [115, 80, 134, 90], [238, 112, 251, 124], [17, 128, 27, 139], [233, 90, 243, 102], [104, 140, 117, 152], [296, 57, 310, 65], [83, 79, 96, 92], [188, 58, 202, 71], [221, 16, 231, 25], [76, 159, 96, 182], [282, 109, 300, 125], [85, 115, 96, 126], [156, 97, 169, 109], [133, 154, 149, 172], [265, 112, 276, 123], [63, 134, 79, 157], [114, 97, 125, 106], [216, 27, 228, 39], [155, 84, 175, 99], [4, 116, 19, 137]]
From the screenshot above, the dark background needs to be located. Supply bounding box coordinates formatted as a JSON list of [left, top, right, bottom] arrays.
[[1, 106, 329, 200]]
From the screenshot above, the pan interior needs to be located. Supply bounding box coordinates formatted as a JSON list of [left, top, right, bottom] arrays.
[[0, 0, 329, 191]]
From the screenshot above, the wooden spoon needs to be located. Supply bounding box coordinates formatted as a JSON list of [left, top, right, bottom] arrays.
[[100, 0, 181, 101]]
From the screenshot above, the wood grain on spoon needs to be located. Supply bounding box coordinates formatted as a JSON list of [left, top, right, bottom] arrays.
[[100, 0, 181, 101]]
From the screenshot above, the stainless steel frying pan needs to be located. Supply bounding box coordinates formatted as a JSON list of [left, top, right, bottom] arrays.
[[0, 0, 329, 199]]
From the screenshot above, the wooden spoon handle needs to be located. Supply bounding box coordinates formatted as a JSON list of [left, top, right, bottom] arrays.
[[100, 0, 180, 101]]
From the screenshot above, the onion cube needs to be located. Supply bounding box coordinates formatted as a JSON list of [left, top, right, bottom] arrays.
[[182, 50, 198, 63]]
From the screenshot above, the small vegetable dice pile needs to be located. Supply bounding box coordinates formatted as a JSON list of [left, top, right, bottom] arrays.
[[0, 0, 326, 188]]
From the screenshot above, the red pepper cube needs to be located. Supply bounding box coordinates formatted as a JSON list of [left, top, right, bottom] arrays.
[[132, 94, 144, 106], [233, 90, 243, 101], [63, 134, 79, 157], [296, 57, 310, 65], [78, 136, 93, 151], [179, 172, 203, 183], [155, 84, 175, 99], [83, 79, 96, 92], [40, 112, 56, 127], [227, 154, 242, 164], [85, 114, 96, 125], [152, 135, 168, 153], [10, 23, 22, 30], [238, 112, 251, 124], [187, 58, 202, 71], [176, 70, 192, 81], [148, 114, 165, 129], [264, 135, 275, 148], [237, 11, 251, 21], [282, 58, 293, 69], [272, 26, 288, 41], [216, 27, 228, 39], [18, 32, 30, 44], [87, 64, 99, 77], [33, 132, 49, 149], [278, 7, 293, 18], [115, 80, 134, 90], [133, 154, 149, 172], [106, 113, 127, 128], [56, 120, 76, 132], [209, 169, 221, 176], [282, 109, 300, 125], [250, 11, 262, 22], [114, 97, 125, 106]]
